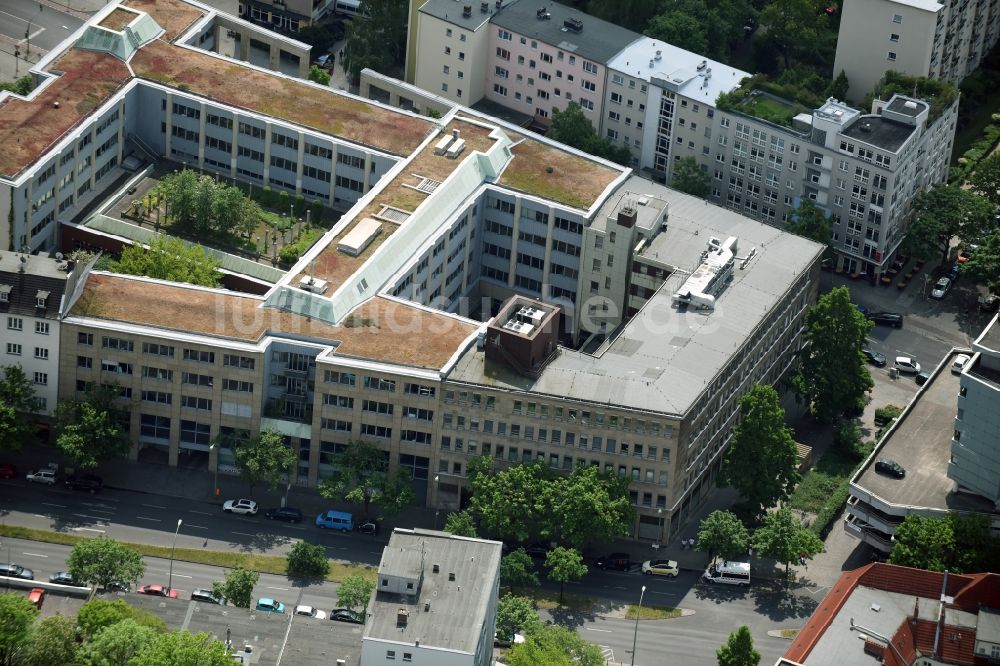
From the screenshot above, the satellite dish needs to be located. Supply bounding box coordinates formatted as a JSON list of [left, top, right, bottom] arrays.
[[55, 252, 64, 260]]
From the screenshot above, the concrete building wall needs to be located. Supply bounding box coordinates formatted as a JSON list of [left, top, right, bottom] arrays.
[[413, 12, 492, 106], [4, 313, 60, 415]]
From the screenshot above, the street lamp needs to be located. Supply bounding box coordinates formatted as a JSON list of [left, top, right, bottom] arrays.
[[657, 507, 665, 546], [630, 585, 647, 666], [168, 519, 182, 594], [433, 474, 441, 529], [209, 443, 220, 498]]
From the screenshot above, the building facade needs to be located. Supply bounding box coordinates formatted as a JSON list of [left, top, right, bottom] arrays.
[[834, 0, 1000, 101]]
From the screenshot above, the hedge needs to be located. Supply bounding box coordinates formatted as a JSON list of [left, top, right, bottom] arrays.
[[810, 479, 852, 538]]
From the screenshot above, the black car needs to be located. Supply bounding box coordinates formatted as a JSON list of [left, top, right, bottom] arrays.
[[523, 543, 550, 558], [874, 459, 906, 479], [357, 520, 378, 535], [0, 563, 34, 580], [596, 552, 632, 570], [868, 311, 903, 328], [946, 262, 960, 282], [862, 349, 887, 367], [330, 608, 364, 624], [191, 588, 225, 604], [49, 571, 84, 586], [264, 507, 303, 523], [65, 474, 103, 493], [979, 294, 1000, 313]]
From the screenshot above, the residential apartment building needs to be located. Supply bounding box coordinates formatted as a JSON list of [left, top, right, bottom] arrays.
[[361, 529, 502, 665], [11, 0, 823, 539], [834, 0, 1000, 101]]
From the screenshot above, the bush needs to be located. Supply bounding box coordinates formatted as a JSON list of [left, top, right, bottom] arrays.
[[809, 480, 851, 538], [874, 405, 903, 426], [277, 227, 322, 267], [287, 542, 330, 578], [278, 190, 290, 212], [294, 194, 307, 218], [309, 199, 324, 224], [259, 186, 274, 207], [833, 421, 863, 455]]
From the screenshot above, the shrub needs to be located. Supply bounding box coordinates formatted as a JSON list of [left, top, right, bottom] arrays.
[[874, 405, 903, 426], [259, 186, 274, 207], [309, 199, 324, 224], [293, 194, 307, 217], [277, 227, 322, 267], [287, 542, 329, 578], [833, 420, 863, 455], [810, 480, 851, 538]]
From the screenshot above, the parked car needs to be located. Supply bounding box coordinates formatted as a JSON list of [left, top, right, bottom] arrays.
[[223, 499, 258, 515], [294, 605, 327, 620], [931, 277, 952, 299], [979, 294, 999, 313], [65, 474, 103, 493], [596, 553, 632, 570], [26, 469, 56, 485], [139, 584, 178, 598], [330, 608, 364, 624], [315, 510, 353, 532], [255, 598, 285, 614], [946, 262, 961, 282], [915, 371, 931, 386], [862, 349, 887, 367], [854, 304, 870, 316], [0, 563, 34, 580], [105, 581, 131, 593], [49, 571, 84, 586], [191, 588, 225, 604], [356, 520, 378, 536], [522, 543, 550, 559], [28, 588, 45, 609], [894, 356, 921, 374], [952, 354, 971, 374], [264, 507, 303, 523], [868, 312, 903, 328], [874, 459, 906, 479], [641, 559, 679, 577], [0, 464, 15, 479]]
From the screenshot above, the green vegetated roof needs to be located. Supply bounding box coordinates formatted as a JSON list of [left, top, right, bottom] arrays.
[[716, 74, 820, 128], [872, 71, 958, 124]]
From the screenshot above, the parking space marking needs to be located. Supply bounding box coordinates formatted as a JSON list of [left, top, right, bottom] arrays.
[[22, 552, 48, 558], [266, 586, 289, 591]]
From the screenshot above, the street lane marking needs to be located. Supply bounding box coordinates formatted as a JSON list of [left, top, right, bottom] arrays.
[[586, 628, 613, 633], [232, 531, 257, 537], [288, 526, 306, 531], [648, 590, 676, 596], [142, 504, 166, 509], [41, 502, 67, 508], [185, 524, 208, 530], [72, 527, 105, 533], [189, 510, 212, 516], [266, 586, 289, 591], [168, 574, 193, 579], [73, 514, 110, 521], [136, 516, 161, 522], [22, 552, 48, 558]]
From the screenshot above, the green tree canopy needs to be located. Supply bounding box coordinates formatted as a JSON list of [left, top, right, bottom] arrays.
[[336, 575, 375, 613], [212, 566, 259, 608], [970, 152, 1000, 208], [496, 594, 540, 643], [903, 185, 994, 262], [67, 536, 146, 592], [585, 0, 661, 32], [645, 12, 708, 56], [671, 156, 711, 197], [343, 0, 408, 81], [698, 510, 751, 562], [0, 364, 41, 451], [308, 65, 331, 86], [110, 234, 222, 287], [890, 514, 1000, 573], [54, 383, 132, 469], [961, 228, 1000, 295], [24, 615, 80, 666], [717, 625, 761, 666], [500, 548, 540, 592], [752, 507, 824, 578], [508, 623, 604, 666], [548, 102, 633, 166], [0, 593, 38, 664], [287, 542, 330, 578], [787, 200, 833, 254], [793, 286, 874, 423], [232, 429, 297, 496], [544, 547, 587, 605], [317, 440, 415, 519], [77, 598, 167, 640], [721, 385, 800, 516], [759, 0, 830, 68], [81, 618, 158, 665], [443, 510, 478, 537], [129, 629, 233, 666], [643, 0, 753, 62], [552, 465, 633, 549], [828, 70, 850, 101]]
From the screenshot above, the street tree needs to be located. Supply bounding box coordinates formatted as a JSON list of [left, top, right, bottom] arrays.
[[552, 465, 633, 550], [232, 429, 297, 496], [0, 593, 38, 664], [81, 618, 159, 664], [720, 385, 800, 517], [697, 510, 751, 563], [443, 510, 478, 537], [793, 286, 874, 423], [129, 629, 233, 666], [671, 156, 711, 197], [961, 228, 1000, 295], [212, 185, 260, 238], [717, 625, 761, 666], [287, 542, 330, 578], [890, 515, 957, 572], [0, 364, 41, 451], [318, 440, 415, 519], [970, 152, 1000, 208], [470, 462, 554, 544], [110, 234, 222, 287], [336, 575, 375, 613], [544, 547, 587, 605], [54, 383, 132, 469], [508, 623, 604, 666], [308, 65, 331, 85], [759, 0, 830, 68], [67, 537, 145, 592], [500, 548, 540, 592], [904, 185, 994, 262], [752, 507, 824, 579], [496, 594, 539, 643], [787, 200, 832, 254], [77, 598, 166, 639], [24, 615, 80, 666], [211, 566, 259, 608]]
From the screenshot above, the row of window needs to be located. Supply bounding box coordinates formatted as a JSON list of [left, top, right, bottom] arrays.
[[5, 318, 50, 334]]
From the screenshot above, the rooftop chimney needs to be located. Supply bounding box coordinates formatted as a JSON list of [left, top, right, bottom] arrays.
[[397, 608, 410, 627], [617, 206, 637, 228]]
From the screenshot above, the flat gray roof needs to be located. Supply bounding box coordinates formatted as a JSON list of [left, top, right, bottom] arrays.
[[490, 0, 640, 65], [418, 0, 513, 31], [0, 251, 69, 280], [841, 116, 915, 153], [974, 313, 1000, 354], [365, 529, 502, 653], [853, 351, 996, 513], [885, 96, 927, 117], [448, 176, 824, 416]]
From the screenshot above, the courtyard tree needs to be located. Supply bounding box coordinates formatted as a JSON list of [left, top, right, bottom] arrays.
[[336, 574, 375, 613], [645, 12, 708, 56], [0, 364, 41, 451], [644, 0, 754, 62], [500, 548, 540, 592], [342, 0, 408, 81], [671, 156, 712, 197], [80, 619, 158, 664], [793, 286, 874, 422], [54, 383, 132, 469], [752, 507, 824, 579], [67, 536, 146, 592], [544, 547, 587, 605], [547, 102, 633, 165], [970, 152, 1000, 208], [110, 234, 222, 287], [697, 510, 751, 563], [318, 440, 415, 519], [76, 598, 166, 639], [904, 185, 994, 262], [0, 593, 38, 664], [443, 509, 478, 537], [496, 594, 540, 643], [211, 566, 259, 608], [232, 429, 298, 497], [717, 625, 761, 666], [721, 385, 800, 517]]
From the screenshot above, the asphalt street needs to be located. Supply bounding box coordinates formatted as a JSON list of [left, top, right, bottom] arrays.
[[0, 0, 82, 53]]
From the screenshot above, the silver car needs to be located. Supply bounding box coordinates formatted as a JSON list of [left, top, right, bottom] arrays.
[[931, 277, 951, 299]]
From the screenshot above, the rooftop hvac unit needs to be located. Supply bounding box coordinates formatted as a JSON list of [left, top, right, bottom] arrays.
[[697, 60, 707, 71], [536, 6, 550, 19], [481, 1, 489, 11], [446, 138, 466, 158], [434, 134, 454, 155], [655, 49, 662, 60], [299, 275, 329, 294], [462, 4, 472, 17], [564, 17, 583, 31]]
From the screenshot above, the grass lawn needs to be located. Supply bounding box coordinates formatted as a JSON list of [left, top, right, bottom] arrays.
[[788, 445, 862, 514], [953, 89, 1000, 164], [0, 524, 376, 583], [626, 605, 683, 620], [740, 94, 804, 127], [509, 587, 595, 613]]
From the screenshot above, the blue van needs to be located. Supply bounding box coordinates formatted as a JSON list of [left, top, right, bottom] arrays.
[[316, 510, 353, 532]]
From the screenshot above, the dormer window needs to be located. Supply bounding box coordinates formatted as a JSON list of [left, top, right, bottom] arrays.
[[35, 290, 50, 308], [0, 285, 11, 303]]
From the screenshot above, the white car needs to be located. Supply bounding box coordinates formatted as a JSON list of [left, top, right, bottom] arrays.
[[222, 499, 258, 515], [931, 277, 952, 299], [294, 605, 327, 620], [26, 469, 56, 485], [951, 354, 971, 374], [641, 559, 680, 577], [894, 357, 921, 374]]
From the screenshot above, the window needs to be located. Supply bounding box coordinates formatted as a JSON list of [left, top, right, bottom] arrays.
[[140, 414, 170, 441], [892, 13, 902, 23], [887, 51, 897, 61], [6, 343, 21, 355], [143, 342, 174, 357], [34, 347, 49, 360], [35, 321, 49, 335], [183, 349, 215, 364], [890, 32, 899, 41], [102, 336, 133, 352], [223, 354, 255, 370], [181, 395, 212, 411], [7, 317, 23, 331], [364, 376, 396, 392], [33, 372, 47, 385]]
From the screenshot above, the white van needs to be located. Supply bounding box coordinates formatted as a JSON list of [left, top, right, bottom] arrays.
[[702, 561, 751, 587]]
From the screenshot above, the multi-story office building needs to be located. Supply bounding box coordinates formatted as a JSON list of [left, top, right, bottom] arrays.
[[9, 0, 823, 538], [834, 0, 1000, 101]]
